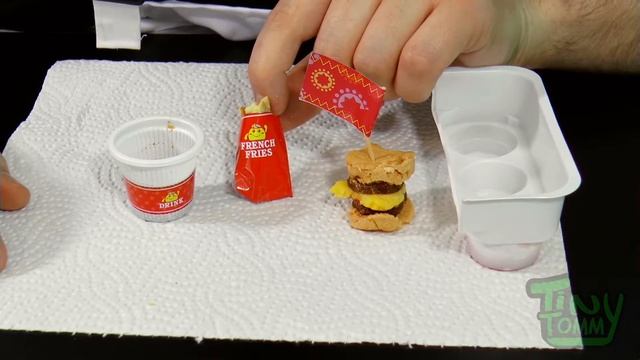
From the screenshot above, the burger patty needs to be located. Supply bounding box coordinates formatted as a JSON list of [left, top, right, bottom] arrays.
[[352, 195, 407, 216], [348, 177, 403, 194]]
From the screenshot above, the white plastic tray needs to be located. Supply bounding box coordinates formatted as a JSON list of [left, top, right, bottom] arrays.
[[432, 66, 581, 270]]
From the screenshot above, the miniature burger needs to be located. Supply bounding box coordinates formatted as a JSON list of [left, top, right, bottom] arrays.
[[331, 143, 415, 232]]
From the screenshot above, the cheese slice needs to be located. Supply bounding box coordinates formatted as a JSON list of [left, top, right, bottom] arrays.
[[330, 180, 353, 199], [330, 180, 406, 211]]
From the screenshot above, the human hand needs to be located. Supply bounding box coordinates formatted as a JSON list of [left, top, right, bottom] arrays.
[[0, 154, 31, 271], [249, 0, 524, 130]]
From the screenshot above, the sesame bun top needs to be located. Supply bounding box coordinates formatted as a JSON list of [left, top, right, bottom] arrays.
[[346, 144, 415, 185]]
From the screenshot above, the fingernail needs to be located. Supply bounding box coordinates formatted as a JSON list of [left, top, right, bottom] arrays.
[[284, 65, 295, 76]]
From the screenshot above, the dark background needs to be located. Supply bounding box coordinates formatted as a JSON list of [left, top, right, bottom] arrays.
[[0, 1, 638, 359]]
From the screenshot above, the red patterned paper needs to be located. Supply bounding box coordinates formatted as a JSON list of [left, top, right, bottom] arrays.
[[125, 172, 195, 215], [299, 53, 385, 137]]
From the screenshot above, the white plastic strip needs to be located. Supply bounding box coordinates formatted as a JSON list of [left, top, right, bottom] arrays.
[[140, 1, 269, 40], [93, 0, 142, 49]]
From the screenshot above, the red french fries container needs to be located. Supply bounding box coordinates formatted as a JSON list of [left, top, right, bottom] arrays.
[[234, 112, 293, 203]]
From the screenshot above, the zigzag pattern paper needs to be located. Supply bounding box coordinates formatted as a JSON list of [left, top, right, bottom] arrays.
[[299, 53, 385, 137]]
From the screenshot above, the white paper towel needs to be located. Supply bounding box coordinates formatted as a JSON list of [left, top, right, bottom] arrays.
[[0, 60, 577, 348]]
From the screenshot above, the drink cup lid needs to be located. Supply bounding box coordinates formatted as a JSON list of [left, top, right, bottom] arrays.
[[108, 116, 204, 169]]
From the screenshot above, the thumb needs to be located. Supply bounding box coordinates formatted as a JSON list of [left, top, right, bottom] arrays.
[[0, 155, 30, 211]]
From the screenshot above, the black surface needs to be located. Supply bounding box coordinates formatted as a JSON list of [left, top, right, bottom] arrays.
[[1, 30, 639, 360]]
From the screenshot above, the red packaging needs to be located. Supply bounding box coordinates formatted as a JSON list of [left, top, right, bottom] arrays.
[[299, 52, 385, 137], [234, 112, 293, 203], [125, 172, 195, 215]]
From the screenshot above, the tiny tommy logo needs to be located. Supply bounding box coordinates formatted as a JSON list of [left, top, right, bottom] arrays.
[[526, 274, 624, 348]]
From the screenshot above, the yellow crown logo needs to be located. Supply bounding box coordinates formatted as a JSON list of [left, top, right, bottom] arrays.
[[244, 123, 268, 141], [163, 191, 180, 203]]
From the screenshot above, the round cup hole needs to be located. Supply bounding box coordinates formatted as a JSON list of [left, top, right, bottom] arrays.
[[458, 162, 527, 199], [449, 124, 517, 158], [118, 127, 196, 161]]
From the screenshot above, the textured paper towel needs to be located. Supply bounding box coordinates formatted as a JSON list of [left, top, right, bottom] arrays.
[[0, 61, 576, 348]]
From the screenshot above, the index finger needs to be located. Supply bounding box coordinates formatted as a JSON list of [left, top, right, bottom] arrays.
[[249, 0, 331, 115]]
